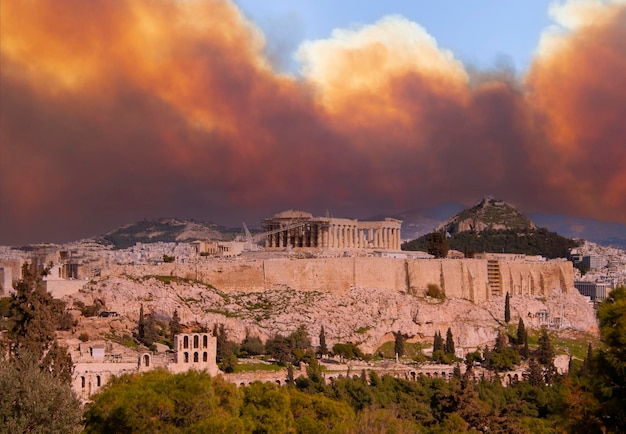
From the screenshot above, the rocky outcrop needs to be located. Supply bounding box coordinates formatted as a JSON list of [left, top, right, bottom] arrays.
[[67, 271, 598, 355], [437, 196, 537, 235]]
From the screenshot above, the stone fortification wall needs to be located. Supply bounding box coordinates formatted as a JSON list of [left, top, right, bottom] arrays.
[[105, 257, 574, 303]]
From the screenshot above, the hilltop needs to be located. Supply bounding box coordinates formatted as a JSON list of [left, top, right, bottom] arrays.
[[436, 196, 536, 235], [403, 197, 579, 258], [95, 218, 242, 249]]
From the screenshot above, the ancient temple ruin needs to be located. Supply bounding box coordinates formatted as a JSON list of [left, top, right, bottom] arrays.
[[263, 210, 402, 251]]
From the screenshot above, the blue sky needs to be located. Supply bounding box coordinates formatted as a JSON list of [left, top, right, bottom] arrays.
[[235, 0, 554, 73]]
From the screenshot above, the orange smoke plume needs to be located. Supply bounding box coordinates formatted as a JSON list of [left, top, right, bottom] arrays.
[[1, 0, 626, 244]]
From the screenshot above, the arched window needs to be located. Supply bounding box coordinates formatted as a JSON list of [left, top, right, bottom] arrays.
[[193, 335, 199, 349], [203, 335, 208, 348], [194, 352, 199, 363], [81, 376, 86, 388], [184, 352, 189, 363], [183, 336, 189, 349], [144, 354, 150, 367], [203, 352, 208, 362], [96, 375, 101, 387]]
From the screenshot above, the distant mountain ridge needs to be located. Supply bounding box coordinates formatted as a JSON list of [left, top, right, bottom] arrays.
[[96, 218, 241, 249], [436, 196, 536, 235]]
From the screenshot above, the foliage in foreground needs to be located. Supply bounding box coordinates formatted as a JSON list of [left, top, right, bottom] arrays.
[[84, 287, 626, 434], [0, 351, 83, 434], [0, 263, 82, 434]]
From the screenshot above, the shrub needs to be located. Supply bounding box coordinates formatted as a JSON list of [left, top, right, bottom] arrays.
[[426, 284, 443, 299]]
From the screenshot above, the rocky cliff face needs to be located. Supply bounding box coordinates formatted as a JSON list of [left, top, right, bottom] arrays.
[[67, 272, 598, 354], [437, 196, 537, 235]]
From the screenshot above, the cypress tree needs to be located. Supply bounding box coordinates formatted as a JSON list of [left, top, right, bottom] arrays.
[[394, 331, 405, 358], [504, 292, 511, 323], [433, 331, 444, 352], [318, 326, 327, 357], [138, 304, 145, 342], [523, 339, 530, 360], [516, 317, 527, 346], [445, 327, 455, 355]]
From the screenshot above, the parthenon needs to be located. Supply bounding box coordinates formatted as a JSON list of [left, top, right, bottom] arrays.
[[263, 210, 402, 250]]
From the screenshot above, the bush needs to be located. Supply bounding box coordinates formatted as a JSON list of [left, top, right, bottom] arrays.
[[426, 284, 443, 299], [78, 333, 90, 342], [332, 343, 364, 360], [241, 336, 264, 357]]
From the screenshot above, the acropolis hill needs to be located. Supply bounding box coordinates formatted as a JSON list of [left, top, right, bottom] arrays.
[[0, 208, 602, 399]]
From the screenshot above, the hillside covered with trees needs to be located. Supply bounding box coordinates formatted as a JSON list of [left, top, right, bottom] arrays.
[[403, 228, 579, 259]]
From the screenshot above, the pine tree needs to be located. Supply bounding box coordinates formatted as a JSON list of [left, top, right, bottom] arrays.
[[427, 232, 449, 258], [494, 331, 508, 352], [445, 327, 455, 355], [504, 292, 511, 323], [318, 325, 328, 357]]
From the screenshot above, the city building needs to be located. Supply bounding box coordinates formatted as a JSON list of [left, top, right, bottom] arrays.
[[574, 281, 612, 302]]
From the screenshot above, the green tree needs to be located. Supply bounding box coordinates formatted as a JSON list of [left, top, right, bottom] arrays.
[[0, 351, 82, 433], [505, 292, 511, 323], [445, 327, 455, 356], [169, 308, 182, 343], [427, 231, 449, 258], [318, 325, 328, 357], [84, 370, 243, 433], [536, 329, 555, 366], [241, 333, 264, 357], [41, 341, 74, 384], [289, 324, 311, 352], [593, 286, 626, 430], [433, 331, 444, 353], [266, 334, 292, 364], [394, 331, 405, 358], [220, 352, 238, 373], [527, 358, 544, 387], [332, 343, 364, 361], [516, 318, 527, 347], [214, 323, 238, 363], [8, 263, 59, 358]]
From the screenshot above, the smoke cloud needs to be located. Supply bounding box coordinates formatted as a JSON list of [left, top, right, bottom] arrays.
[[1, 0, 625, 244]]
